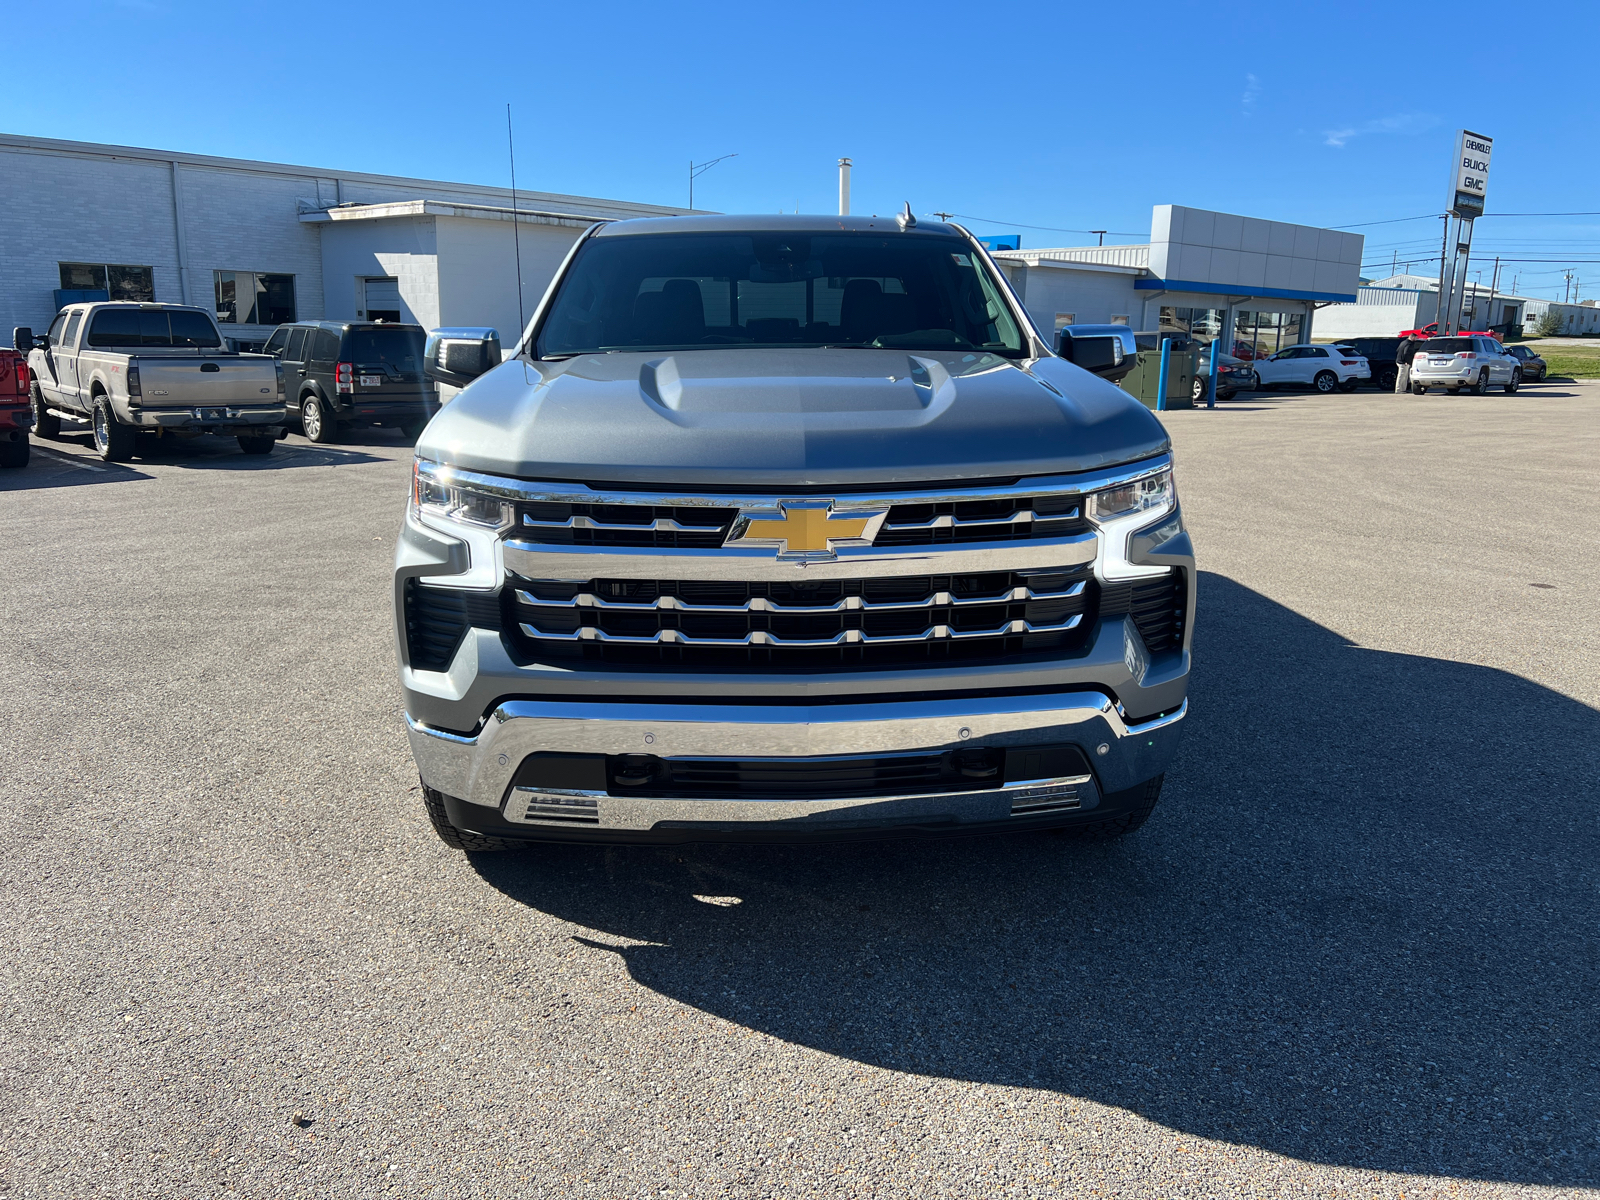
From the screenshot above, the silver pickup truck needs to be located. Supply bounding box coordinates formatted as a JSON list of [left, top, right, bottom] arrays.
[[397, 215, 1192, 850], [19, 301, 286, 461]]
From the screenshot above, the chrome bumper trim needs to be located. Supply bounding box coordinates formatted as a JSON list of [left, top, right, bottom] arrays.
[[504, 533, 1097, 582], [498, 773, 1096, 831], [404, 689, 1187, 824]]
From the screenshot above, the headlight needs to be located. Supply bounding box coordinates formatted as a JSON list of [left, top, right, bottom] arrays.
[[1088, 468, 1174, 525], [412, 458, 515, 531]]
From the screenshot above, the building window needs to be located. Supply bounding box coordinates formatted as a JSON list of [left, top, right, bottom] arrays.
[[1054, 312, 1077, 330], [1110, 313, 1130, 327], [1158, 306, 1224, 342], [214, 271, 296, 325], [59, 263, 155, 301]]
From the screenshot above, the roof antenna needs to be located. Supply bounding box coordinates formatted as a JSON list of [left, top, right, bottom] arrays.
[[507, 102, 526, 334], [896, 201, 917, 231]]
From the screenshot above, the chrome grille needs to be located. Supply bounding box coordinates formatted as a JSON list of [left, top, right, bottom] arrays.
[[510, 567, 1095, 668], [511, 493, 1088, 549]]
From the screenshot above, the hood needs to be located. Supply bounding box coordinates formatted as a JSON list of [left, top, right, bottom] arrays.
[[419, 347, 1170, 487]]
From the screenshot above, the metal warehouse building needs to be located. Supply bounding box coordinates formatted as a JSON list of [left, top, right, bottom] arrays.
[[0, 132, 685, 348], [992, 205, 1365, 356]]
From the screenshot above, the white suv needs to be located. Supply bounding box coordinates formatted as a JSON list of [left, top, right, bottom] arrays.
[[1252, 343, 1372, 393], [1408, 336, 1521, 395]]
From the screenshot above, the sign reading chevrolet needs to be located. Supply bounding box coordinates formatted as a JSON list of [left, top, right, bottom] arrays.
[[1451, 130, 1493, 219]]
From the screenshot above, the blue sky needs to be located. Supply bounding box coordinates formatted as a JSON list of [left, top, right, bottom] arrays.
[[11, 0, 1600, 299]]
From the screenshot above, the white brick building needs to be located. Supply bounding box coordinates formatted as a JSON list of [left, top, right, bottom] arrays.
[[0, 133, 686, 346]]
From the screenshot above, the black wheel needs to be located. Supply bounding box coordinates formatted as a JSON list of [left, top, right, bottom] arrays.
[[401, 417, 427, 439], [1504, 368, 1521, 395], [1339, 378, 1359, 392], [1313, 370, 1338, 393], [0, 436, 27, 469], [30, 382, 60, 438], [1067, 775, 1165, 840], [301, 393, 335, 443], [237, 434, 276, 455], [91, 398, 135, 463], [1378, 366, 1398, 390], [1471, 370, 1490, 396], [421, 783, 524, 852], [1412, 383, 1426, 395]]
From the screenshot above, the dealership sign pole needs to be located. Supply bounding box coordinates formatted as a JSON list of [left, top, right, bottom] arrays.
[[1442, 130, 1492, 334]]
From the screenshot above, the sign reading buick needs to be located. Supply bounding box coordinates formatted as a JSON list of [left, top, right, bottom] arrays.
[[1451, 129, 1492, 219]]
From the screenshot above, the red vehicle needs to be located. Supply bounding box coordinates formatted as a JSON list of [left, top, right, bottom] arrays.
[[0, 345, 31, 468], [1399, 322, 1501, 341]]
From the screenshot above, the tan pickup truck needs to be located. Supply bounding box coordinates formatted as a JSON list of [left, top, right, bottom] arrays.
[[19, 301, 286, 461]]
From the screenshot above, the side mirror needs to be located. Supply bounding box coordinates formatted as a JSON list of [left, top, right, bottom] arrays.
[[13, 327, 33, 353], [424, 327, 502, 388], [1057, 324, 1134, 382]]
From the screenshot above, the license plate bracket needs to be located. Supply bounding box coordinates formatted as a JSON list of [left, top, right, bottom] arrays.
[[360, 375, 383, 387]]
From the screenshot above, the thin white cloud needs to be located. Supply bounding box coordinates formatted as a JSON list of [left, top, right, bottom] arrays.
[[1241, 74, 1261, 117], [1324, 112, 1439, 148]]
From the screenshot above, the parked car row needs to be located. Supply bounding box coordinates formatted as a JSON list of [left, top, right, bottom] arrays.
[[14, 301, 437, 462]]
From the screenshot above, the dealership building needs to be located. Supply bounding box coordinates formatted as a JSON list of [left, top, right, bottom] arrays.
[[0, 132, 685, 349], [2, 134, 1370, 358], [992, 205, 1364, 356]]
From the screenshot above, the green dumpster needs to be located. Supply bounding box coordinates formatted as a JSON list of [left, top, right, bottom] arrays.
[[1120, 340, 1197, 410]]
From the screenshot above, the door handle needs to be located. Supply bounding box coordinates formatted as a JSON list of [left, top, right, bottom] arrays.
[[297, 369, 307, 376]]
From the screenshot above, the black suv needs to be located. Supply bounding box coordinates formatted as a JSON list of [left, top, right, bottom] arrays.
[[263, 321, 436, 442], [1333, 337, 1402, 390]]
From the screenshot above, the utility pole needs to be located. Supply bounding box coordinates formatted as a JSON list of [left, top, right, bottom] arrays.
[[1090, 230, 1107, 247], [1392, 250, 1397, 275], [1564, 272, 1573, 304], [1486, 257, 1499, 332], [838, 158, 852, 216]]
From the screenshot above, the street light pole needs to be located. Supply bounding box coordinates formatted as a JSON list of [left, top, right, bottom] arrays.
[[689, 153, 738, 211]]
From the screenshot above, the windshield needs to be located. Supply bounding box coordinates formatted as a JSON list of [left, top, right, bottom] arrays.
[[343, 328, 425, 370], [536, 232, 1027, 358], [85, 308, 221, 349]]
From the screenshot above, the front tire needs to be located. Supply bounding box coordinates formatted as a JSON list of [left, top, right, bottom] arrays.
[[30, 382, 60, 438], [1313, 370, 1338, 393], [301, 394, 334, 443], [1504, 368, 1521, 394], [422, 783, 524, 852], [237, 434, 276, 455], [91, 398, 135, 463], [1067, 775, 1165, 840]]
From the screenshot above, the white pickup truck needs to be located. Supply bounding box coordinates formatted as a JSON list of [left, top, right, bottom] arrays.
[[19, 301, 286, 461]]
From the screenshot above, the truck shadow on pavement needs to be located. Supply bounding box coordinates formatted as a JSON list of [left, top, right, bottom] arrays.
[[473, 572, 1599, 1187], [35, 432, 388, 470]]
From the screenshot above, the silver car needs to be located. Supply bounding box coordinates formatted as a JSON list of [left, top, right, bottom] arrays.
[[397, 215, 1192, 850], [1409, 335, 1522, 395]]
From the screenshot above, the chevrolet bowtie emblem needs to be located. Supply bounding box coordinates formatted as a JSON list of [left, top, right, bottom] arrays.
[[725, 501, 888, 559]]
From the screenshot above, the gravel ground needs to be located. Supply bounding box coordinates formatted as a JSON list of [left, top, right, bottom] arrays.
[[2, 382, 1597, 1199]]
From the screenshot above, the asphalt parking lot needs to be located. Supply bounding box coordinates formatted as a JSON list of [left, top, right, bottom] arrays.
[[4, 381, 1598, 1199]]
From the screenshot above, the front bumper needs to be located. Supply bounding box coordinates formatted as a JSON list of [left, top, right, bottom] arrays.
[[409, 690, 1185, 843]]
